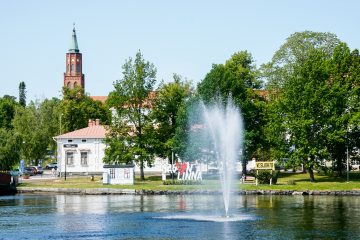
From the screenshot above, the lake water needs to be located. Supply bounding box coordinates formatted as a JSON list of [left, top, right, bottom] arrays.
[[1, 194, 360, 239]]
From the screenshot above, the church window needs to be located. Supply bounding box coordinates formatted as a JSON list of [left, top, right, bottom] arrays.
[[76, 64, 80, 73], [67, 82, 71, 88], [71, 63, 75, 73], [74, 82, 78, 88]]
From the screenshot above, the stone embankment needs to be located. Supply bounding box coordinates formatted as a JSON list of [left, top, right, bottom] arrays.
[[16, 187, 360, 196]]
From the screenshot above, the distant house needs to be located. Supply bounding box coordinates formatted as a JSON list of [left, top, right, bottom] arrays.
[[54, 119, 107, 176]]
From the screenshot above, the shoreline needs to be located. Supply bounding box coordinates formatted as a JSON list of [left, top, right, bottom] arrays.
[[16, 187, 360, 196]]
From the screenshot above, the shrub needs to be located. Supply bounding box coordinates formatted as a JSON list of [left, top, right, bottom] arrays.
[[163, 180, 203, 185], [256, 170, 279, 184]]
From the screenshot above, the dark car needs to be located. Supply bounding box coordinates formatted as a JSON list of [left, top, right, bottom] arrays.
[[24, 167, 36, 176]]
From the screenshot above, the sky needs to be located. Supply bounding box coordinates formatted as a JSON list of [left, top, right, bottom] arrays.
[[1, 0, 360, 101]]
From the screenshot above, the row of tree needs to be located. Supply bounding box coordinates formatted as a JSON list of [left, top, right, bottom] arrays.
[[1, 30, 358, 182]]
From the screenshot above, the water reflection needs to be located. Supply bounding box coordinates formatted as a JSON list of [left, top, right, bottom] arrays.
[[1, 194, 360, 239]]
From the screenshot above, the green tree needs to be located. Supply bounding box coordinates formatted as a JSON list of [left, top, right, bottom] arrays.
[[279, 49, 330, 181], [325, 43, 360, 175], [151, 74, 191, 160], [0, 128, 22, 170], [105, 51, 157, 181], [13, 103, 49, 166], [263, 31, 342, 176], [0, 95, 18, 129], [197, 51, 265, 172], [39, 98, 62, 153], [61, 87, 111, 132], [18, 81, 26, 107], [263, 31, 340, 90]]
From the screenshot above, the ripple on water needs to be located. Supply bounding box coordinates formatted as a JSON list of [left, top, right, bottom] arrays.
[[154, 213, 256, 222]]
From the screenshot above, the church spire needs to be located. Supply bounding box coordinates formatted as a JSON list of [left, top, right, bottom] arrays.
[[69, 23, 79, 53]]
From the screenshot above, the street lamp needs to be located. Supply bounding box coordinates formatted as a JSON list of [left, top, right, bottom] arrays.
[[347, 145, 349, 183]]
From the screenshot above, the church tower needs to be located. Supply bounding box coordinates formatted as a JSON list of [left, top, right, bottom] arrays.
[[64, 26, 85, 89]]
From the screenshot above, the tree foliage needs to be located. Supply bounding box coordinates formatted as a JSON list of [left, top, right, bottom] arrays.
[[0, 128, 22, 170], [13, 100, 61, 166], [197, 51, 265, 170], [60, 87, 111, 132], [263, 31, 341, 90], [18, 81, 26, 107], [265, 42, 360, 181], [0, 95, 18, 129], [151, 74, 192, 160], [104, 51, 157, 181]]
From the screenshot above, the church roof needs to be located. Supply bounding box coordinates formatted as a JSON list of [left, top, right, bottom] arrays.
[[91, 96, 108, 103], [69, 26, 80, 53]]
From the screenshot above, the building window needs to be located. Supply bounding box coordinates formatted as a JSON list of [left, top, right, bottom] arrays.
[[76, 64, 80, 73], [124, 169, 130, 179], [67, 82, 71, 88], [68, 139, 73, 143], [74, 82, 77, 88], [71, 63, 75, 73], [66, 152, 74, 165], [110, 168, 115, 179], [81, 152, 88, 166], [82, 139, 86, 143]]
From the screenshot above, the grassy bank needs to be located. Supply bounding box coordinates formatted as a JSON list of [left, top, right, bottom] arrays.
[[18, 172, 360, 191]]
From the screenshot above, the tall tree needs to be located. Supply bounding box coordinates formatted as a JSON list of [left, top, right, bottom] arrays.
[[12, 98, 61, 166], [0, 95, 18, 129], [104, 51, 157, 181], [13, 102, 49, 166], [60, 87, 111, 132], [0, 128, 22, 170], [197, 51, 265, 172], [151, 74, 192, 160], [325, 43, 360, 175], [263, 31, 342, 179], [279, 49, 330, 181], [263, 31, 340, 91], [18, 81, 26, 107]]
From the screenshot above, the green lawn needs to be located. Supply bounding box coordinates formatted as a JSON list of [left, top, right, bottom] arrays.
[[18, 172, 360, 191]]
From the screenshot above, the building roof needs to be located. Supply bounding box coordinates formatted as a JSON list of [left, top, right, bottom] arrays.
[[55, 125, 107, 139], [90, 96, 108, 103], [68, 26, 80, 53]]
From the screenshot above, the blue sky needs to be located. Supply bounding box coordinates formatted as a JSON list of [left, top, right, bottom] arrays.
[[1, 0, 360, 101]]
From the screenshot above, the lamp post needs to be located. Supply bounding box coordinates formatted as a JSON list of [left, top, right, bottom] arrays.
[[347, 145, 349, 183]]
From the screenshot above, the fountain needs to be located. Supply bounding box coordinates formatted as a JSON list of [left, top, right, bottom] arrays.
[[201, 99, 243, 217], [158, 98, 245, 222]]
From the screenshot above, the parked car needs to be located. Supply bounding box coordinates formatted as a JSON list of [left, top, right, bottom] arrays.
[[45, 162, 57, 170], [24, 167, 37, 176], [33, 166, 43, 174]]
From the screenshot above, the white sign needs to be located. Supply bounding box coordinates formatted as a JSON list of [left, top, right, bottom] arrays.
[[162, 162, 202, 181]]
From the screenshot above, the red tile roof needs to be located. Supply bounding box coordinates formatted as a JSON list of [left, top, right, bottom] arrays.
[[90, 96, 108, 103], [54, 125, 107, 139]]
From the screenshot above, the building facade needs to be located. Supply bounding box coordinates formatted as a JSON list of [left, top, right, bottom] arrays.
[[54, 119, 106, 175]]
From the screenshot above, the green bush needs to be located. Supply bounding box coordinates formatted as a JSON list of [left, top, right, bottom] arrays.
[[256, 170, 279, 184], [163, 180, 203, 185]]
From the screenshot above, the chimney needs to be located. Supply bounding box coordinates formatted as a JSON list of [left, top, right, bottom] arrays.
[[88, 119, 93, 127], [95, 119, 100, 126]]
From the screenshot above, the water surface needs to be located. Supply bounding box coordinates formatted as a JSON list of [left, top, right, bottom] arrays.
[[0, 194, 359, 239]]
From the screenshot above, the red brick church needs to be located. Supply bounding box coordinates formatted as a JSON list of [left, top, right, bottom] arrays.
[[64, 26, 107, 103]]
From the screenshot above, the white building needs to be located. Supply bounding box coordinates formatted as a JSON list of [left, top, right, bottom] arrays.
[[103, 164, 135, 185], [54, 119, 107, 176]]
